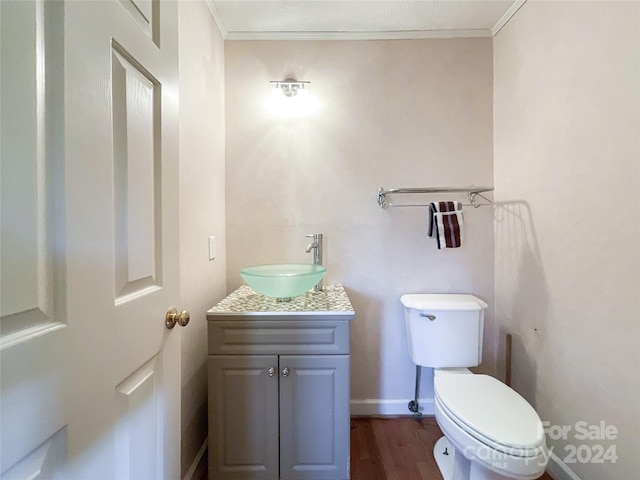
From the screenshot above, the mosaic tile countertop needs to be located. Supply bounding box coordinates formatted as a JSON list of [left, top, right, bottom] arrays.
[[207, 284, 355, 317]]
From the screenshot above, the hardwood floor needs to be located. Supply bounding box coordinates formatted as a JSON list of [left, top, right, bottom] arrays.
[[350, 416, 555, 480], [202, 416, 555, 480], [351, 416, 443, 480]]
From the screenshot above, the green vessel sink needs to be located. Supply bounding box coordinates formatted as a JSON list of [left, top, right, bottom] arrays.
[[240, 263, 327, 300]]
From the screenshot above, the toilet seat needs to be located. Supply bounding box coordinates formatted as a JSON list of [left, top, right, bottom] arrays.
[[434, 374, 545, 457]]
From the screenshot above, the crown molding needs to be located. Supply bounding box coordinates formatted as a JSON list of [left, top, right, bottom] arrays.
[[223, 29, 493, 41], [205, 0, 228, 38], [491, 0, 527, 36], [205, 0, 525, 40]]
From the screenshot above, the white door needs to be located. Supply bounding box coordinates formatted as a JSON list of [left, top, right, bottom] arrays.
[[0, 1, 182, 478]]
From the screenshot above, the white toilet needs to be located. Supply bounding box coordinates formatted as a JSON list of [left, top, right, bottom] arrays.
[[401, 294, 549, 480]]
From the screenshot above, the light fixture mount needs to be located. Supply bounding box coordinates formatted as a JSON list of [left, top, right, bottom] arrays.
[[270, 78, 310, 97]]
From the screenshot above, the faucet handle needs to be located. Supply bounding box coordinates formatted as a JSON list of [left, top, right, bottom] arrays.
[[305, 233, 322, 239]]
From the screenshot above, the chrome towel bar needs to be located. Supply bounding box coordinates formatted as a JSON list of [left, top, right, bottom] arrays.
[[377, 186, 494, 209]]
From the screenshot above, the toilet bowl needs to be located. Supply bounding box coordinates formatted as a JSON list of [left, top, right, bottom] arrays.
[[401, 294, 549, 480], [433, 369, 547, 480]]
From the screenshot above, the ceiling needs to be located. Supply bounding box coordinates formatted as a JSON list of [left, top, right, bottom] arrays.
[[207, 0, 525, 40]]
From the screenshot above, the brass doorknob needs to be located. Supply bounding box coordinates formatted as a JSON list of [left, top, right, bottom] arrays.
[[165, 307, 190, 329]]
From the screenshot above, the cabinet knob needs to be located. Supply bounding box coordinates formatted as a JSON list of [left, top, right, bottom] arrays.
[[281, 367, 290, 378], [267, 366, 276, 377], [165, 307, 190, 329]]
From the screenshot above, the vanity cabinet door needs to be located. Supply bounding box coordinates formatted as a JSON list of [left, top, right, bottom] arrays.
[[279, 355, 350, 480], [208, 355, 279, 480]]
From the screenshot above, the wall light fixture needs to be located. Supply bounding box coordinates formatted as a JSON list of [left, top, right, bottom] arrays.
[[269, 78, 310, 98]]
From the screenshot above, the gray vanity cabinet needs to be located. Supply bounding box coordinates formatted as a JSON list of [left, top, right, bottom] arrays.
[[278, 354, 350, 479], [208, 355, 280, 479], [208, 353, 349, 480], [207, 288, 354, 480]]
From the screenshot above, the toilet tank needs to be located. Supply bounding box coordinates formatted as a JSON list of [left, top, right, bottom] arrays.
[[401, 294, 488, 368]]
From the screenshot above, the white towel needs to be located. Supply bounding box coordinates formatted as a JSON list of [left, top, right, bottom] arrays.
[[428, 201, 463, 249]]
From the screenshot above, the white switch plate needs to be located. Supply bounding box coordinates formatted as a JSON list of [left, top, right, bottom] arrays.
[[208, 236, 216, 260]]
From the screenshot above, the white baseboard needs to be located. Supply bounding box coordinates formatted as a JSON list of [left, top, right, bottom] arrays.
[[183, 437, 208, 480], [350, 398, 434, 416], [545, 449, 581, 480]]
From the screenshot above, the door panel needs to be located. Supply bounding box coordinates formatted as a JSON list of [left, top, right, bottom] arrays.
[[0, 428, 67, 479], [209, 355, 280, 480], [115, 354, 162, 479], [111, 41, 162, 303], [1, 0, 181, 478], [118, 0, 159, 45], [63, 0, 180, 477], [279, 355, 351, 480], [0, 1, 67, 476], [0, 0, 64, 345]]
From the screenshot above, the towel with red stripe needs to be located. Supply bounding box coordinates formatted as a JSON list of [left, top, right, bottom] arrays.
[[428, 201, 463, 249]]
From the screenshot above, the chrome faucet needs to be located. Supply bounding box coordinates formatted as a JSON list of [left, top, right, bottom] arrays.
[[305, 233, 323, 292]]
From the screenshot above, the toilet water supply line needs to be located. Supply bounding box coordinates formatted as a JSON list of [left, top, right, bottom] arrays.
[[408, 365, 422, 415], [409, 313, 437, 414]]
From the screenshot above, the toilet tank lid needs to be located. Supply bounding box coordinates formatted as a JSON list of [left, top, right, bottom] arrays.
[[401, 294, 488, 311]]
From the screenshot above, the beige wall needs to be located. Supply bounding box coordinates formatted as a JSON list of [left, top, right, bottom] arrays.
[[494, 1, 640, 478], [225, 39, 495, 413], [178, 2, 226, 477]]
